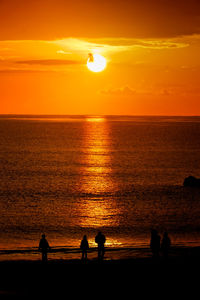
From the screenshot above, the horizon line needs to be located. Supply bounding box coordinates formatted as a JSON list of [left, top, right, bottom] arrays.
[[0, 114, 200, 117]]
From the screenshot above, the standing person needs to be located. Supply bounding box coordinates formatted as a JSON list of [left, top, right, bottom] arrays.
[[161, 232, 171, 259], [150, 229, 161, 258], [80, 235, 89, 260], [95, 231, 106, 260], [38, 234, 51, 262]]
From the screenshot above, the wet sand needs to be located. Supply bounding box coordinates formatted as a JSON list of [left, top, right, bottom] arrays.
[[0, 246, 200, 299]]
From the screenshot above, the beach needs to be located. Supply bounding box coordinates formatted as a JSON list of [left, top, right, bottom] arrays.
[[0, 246, 200, 299]]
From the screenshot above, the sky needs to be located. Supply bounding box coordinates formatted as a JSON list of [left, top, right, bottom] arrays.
[[0, 0, 200, 115]]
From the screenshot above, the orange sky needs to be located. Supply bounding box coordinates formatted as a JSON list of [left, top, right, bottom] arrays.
[[1, 0, 200, 115]]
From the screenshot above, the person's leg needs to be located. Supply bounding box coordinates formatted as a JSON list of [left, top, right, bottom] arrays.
[[42, 252, 47, 262], [99, 247, 104, 259], [42, 252, 45, 262], [98, 247, 101, 259]]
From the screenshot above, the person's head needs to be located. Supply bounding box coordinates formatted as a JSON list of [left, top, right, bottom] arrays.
[[42, 234, 45, 239], [83, 235, 87, 240]]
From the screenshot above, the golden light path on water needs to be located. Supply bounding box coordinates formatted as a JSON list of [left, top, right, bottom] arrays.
[[75, 117, 122, 247]]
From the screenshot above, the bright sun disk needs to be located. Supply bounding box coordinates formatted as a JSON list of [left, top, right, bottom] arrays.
[[87, 54, 106, 72]]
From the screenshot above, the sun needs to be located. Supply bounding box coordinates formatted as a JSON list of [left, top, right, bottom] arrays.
[[87, 53, 106, 72]]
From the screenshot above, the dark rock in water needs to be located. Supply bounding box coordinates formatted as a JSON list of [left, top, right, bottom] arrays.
[[183, 176, 200, 187]]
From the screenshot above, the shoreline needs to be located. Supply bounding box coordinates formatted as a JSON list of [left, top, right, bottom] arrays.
[[1, 244, 200, 265], [0, 244, 200, 262]]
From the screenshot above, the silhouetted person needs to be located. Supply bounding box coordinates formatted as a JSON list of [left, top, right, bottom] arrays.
[[95, 231, 106, 260], [80, 235, 89, 260], [150, 229, 161, 258], [39, 234, 50, 262], [161, 232, 171, 259]]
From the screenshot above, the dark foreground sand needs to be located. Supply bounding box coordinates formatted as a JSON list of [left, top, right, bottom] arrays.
[[0, 246, 200, 299]]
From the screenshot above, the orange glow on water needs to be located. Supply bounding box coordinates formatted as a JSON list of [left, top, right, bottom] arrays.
[[76, 117, 120, 228], [81, 117, 112, 193], [86, 117, 105, 123]]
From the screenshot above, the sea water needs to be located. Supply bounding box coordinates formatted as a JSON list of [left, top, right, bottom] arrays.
[[0, 115, 200, 260]]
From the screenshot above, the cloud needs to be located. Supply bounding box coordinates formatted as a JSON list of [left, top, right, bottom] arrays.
[[16, 59, 82, 65], [100, 84, 200, 98], [53, 36, 190, 56], [100, 86, 137, 96], [100, 86, 174, 96], [0, 69, 49, 74], [0, 34, 199, 74], [86, 37, 189, 50], [56, 50, 71, 55], [100, 86, 172, 97]]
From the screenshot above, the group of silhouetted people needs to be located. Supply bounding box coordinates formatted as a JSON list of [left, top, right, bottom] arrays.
[[80, 231, 106, 260], [39, 230, 171, 262], [38, 231, 106, 262], [150, 230, 171, 259]]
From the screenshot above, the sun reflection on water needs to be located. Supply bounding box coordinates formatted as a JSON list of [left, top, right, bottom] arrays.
[[76, 117, 120, 229], [80, 117, 112, 194], [85, 116, 105, 123]]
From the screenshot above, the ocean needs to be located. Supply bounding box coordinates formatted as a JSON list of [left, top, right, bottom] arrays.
[[0, 115, 200, 260]]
